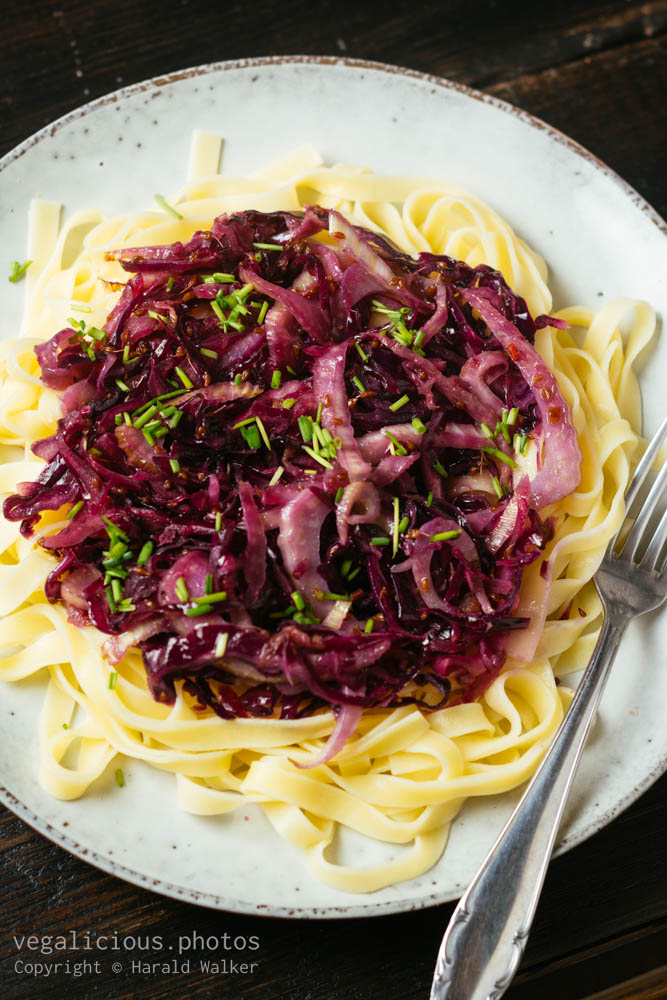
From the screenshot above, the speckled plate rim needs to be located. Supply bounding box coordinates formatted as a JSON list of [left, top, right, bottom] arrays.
[[0, 54, 665, 920]]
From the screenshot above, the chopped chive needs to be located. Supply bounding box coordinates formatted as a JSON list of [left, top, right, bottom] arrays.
[[240, 422, 261, 449], [291, 591, 305, 611], [108, 671, 118, 690], [335, 486, 345, 503], [389, 394, 409, 412], [398, 516, 409, 533], [122, 344, 137, 365], [255, 416, 271, 450], [234, 374, 243, 386], [392, 328, 413, 346], [204, 573, 213, 596], [287, 366, 297, 376], [507, 407, 519, 426], [70, 302, 92, 314], [432, 459, 448, 479], [186, 603, 211, 617], [86, 347, 96, 361], [429, 529, 462, 543], [115, 414, 122, 426], [311, 423, 326, 453], [67, 500, 83, 519], [215, 633, 228, 658], [413, 329, 426, 348], [298, 415, 313, 442], [324, 592, 349, 601], [62, 723, 69, 730], [200, 347, 218, 359], [282, 397, 296, 410], [215, 512, 222, 531], [142, 428, 155, 446], [383, 430, 407, 456], [208, 272, 235, 283], [175, 577, 189, 602], [169, 458, 181, 474], [347, 566, 361, 581], [411, 417, 427, 435], [257, 301, 269, 324], [102, 516, 130, 542], [8, 259, 32, 283], [392, 497, 400, 557], [352, 376, 365, 394], [104, 568, 128, 582], [211, 298, 226, 326], [500, 421, 511, 443], [483, 446, 518, 468], [341, 558, 353, 577], [123, 412, 132, 426], [133, 405, 158, 428], [106, 586, 117, 614], [154, 193, 183, 220], [354, 341, 369, 362], [153, 426, 169, 439], [316, 402, 323, 425], [253, 242, 283, 251], [115, 379, 130, 393], [137, 540, 154, 566], [492, 476, 503, 500], [271, 370, 282, 390], [117, 600, 136, 612], [174, 366, 193, 389], [143, 418, 162, 433], [426, 491, 434, 507], [364, 618, 374, 634], [268, 466, 285, 486], [303, 469, 317, 475], [147, 310, 169, 324], [480, 423, 494, 440], [303, 445, 333, 469], [111, 578, 123, 602], [370, 536, 390, 547], [194, 591, 227, 604], [107, 541, 127, 561], [166, 276, 174, 292], [520, 434, 528, 455], [115, 768, 125, 788], [513, 433, 522, 453]]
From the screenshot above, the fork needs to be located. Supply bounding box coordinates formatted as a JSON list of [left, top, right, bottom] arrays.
[[430, 415, 667, 1000]]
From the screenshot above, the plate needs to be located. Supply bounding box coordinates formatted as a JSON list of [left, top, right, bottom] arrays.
[[1, 56, 666, 918]]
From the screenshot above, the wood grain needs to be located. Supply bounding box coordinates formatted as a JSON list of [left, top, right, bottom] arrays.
[[0, 2, 665, 998]]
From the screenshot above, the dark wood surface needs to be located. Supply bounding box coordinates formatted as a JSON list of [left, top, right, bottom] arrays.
[[1, 2, 666, 998]]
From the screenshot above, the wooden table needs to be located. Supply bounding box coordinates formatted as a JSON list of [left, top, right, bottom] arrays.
[[1, 2, 666, 997]]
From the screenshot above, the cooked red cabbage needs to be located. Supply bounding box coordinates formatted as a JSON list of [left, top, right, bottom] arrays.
[[4, 207, 581, 731]]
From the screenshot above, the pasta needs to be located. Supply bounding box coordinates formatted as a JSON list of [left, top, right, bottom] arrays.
[[0, 132, 655, 893]]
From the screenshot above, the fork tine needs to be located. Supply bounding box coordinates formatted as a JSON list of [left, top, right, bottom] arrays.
[[618, 458, 667, 563], [641, 504, 667, 575], [621, 414, 667, 516]]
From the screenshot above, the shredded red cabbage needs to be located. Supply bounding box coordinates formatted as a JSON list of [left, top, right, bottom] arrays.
[[4, 207, 582, 733]]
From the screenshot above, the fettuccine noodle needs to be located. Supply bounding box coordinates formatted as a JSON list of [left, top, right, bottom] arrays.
[[0, 132, 655, 892]]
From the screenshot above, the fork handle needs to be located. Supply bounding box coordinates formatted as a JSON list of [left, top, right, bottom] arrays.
[[430, 611, 628, 1000]]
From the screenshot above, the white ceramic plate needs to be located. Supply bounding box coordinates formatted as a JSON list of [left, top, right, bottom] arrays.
[[1, 57, 665, 918]]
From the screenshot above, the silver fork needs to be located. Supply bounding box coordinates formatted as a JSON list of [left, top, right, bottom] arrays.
[[430, 415, 667, 1000]]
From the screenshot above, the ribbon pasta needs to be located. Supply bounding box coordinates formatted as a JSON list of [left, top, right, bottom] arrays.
[[0, 131, 654, 892]]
